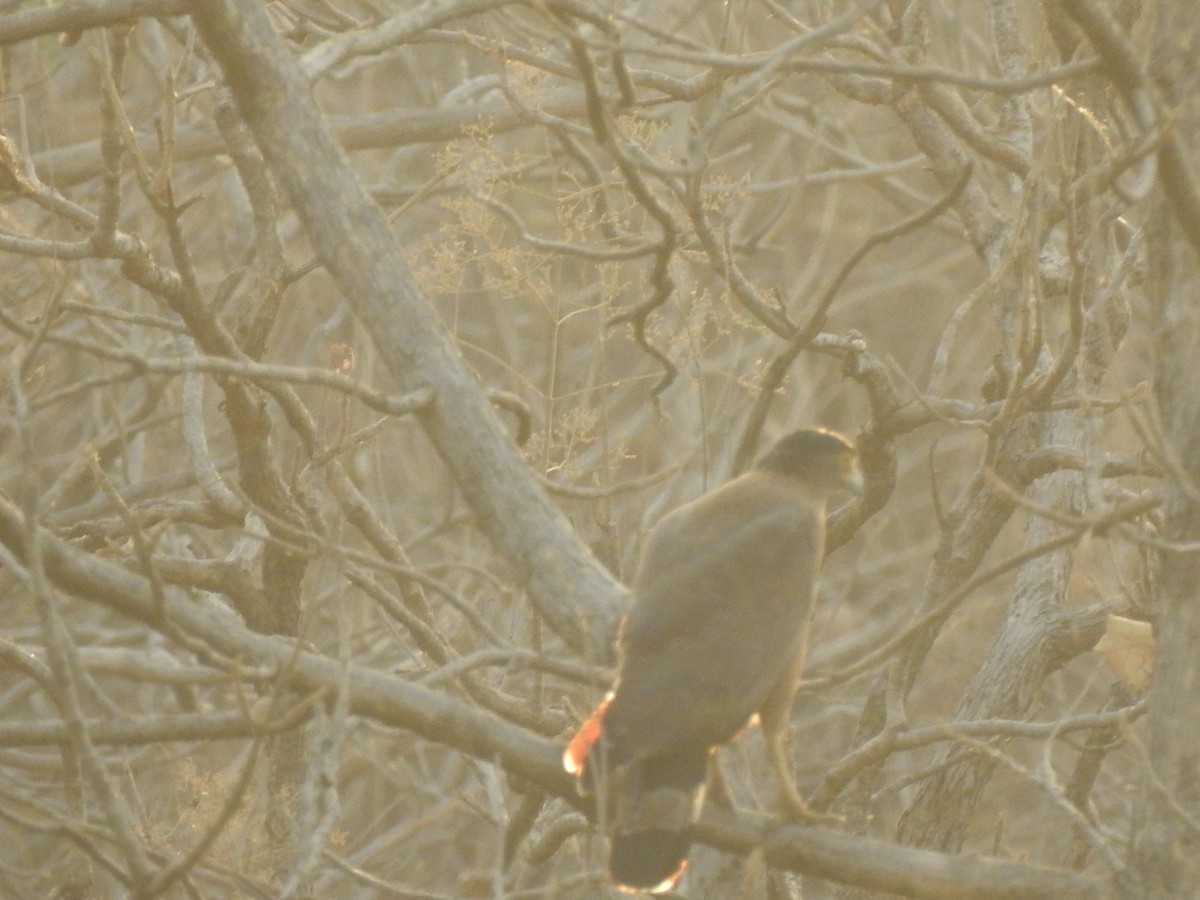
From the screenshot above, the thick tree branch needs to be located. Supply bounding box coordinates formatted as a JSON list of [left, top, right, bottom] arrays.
[[183, 0, 623, 660], [0, 492, 1107, 900], [0, 0, 184, 47]]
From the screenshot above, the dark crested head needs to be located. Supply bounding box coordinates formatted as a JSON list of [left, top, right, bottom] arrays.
[[755, 428, 864, 494]]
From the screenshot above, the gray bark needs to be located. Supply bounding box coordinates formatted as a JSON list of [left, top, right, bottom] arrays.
[[1117, 2, 1200, 895], [185, 0, 625, 661]]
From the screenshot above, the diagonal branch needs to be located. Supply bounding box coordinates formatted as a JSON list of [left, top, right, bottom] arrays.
[[0, 492, 1106, 900], [184, 0, 624, 660]]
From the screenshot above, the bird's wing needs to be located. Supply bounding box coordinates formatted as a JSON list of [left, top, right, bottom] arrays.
[[608, 473, 824, 759]]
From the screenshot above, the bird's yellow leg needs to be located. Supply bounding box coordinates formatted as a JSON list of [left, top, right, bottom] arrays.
[[706, 751, 734, 809]]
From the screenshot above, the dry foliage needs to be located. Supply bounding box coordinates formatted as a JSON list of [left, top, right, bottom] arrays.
[[0, 1, 1196, 898]]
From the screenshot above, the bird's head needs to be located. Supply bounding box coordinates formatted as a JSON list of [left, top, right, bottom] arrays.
[[756, 428, 864, 496]]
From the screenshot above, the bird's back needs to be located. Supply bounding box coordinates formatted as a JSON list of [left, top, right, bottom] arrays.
[[607, 470, 825, 761]]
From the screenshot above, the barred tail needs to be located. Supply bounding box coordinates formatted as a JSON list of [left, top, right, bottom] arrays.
[[608, 748, 708, 893]]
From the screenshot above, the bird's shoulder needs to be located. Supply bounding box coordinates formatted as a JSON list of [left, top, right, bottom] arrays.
[[622, 471, 825, 646], [642, 469, 822, 555]]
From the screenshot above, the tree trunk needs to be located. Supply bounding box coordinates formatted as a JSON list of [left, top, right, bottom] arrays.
[[1122, 4, 1200, 894]]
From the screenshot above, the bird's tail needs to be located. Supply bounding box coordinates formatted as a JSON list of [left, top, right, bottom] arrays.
[[609, 748, 709, 893], [563, 700, 708, 892]]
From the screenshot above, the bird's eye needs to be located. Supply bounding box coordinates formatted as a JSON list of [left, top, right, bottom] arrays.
[[840, 452, 857, 472]]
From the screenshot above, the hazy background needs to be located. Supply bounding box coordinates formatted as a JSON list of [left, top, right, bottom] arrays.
[[0, 1, 1187, 897]]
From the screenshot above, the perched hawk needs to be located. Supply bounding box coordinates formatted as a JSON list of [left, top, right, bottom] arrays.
[[564, 428, 863, 893]]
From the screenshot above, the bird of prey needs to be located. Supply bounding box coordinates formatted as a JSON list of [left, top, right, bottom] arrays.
[[564, 428, 864, 893]]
